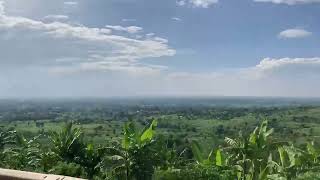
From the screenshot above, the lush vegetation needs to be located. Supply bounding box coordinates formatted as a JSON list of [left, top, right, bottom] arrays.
[[1, 119, 320, 179], [1, 99, 320, 179]]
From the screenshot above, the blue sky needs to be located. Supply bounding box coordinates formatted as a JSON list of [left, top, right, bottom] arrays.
[[0, 0, 320, 97]]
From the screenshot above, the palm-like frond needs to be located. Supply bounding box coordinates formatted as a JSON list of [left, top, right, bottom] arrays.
[[0, 130, 16, 150], [191, 141, 204, 164], [49, 122, 83, 162], [225, 137, 240, 148]]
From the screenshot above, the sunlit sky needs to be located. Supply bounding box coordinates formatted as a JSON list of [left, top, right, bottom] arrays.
[[0, 0, 320, 97]]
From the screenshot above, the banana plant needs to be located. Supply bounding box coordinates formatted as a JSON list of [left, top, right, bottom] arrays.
[[271, 143, 320, 180], [306, 142, 319, 164], [0, 129, 16, 166], [37, 149, 59, 172], [304, 141, 320, 170], [191, 141, 225, 167], [77, 143, 106, 179], [104, 119, 162, 180], [10, 133, 41, 170], [224, 120, 286, 180], [190, 141, 236, 179], [274, 145, 305, 179], [0, 129, 16, 150], [49, 122, 84, 163]]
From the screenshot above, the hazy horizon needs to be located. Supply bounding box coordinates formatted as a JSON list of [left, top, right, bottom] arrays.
[[2, 95, 320, 100]]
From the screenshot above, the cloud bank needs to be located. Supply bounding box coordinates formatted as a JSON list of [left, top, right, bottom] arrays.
[[64, 1, 78, 6], [161, 57, 320, 97], [278, 28, 312, 39], [44, 15, 69, 21], [105, 25, 143, 34], [177, 0, 218, 8], [0, 1, 175, 76], [172, 17, 182, 21], [0, 1, 319, 97]]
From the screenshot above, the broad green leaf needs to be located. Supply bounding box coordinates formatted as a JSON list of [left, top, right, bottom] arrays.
[[122, 123, 130, 149], [265, 128, 274, 137], [278, 147, 286, 167], [260, 120, 268, 134], [237, 172, 242, 180], [258, 166, 268, 180], [208, 149, 215, 162], [215, 149, 224, 166], [140, 120, 157, 142], [285, 146, 299, 167], [191, 141, 204, 164], [249, 127, 258, 145], [87, 143, 94, 151], [307, 142, 317, 156]]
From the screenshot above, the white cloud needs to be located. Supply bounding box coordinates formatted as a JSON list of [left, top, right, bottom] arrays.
[[161, 57, 320, 97], [177, 0, 218, 8], [172, 17, 182, 21], [176, 0, 186, 6], [1, 1, 320, 97], [122, 19, 136, 22], [105, 25, 143, 34], [254, 0, 320, 5], [278, 28, 312, 39], [252, 57, 320, 77], [152, 37, 168, 43], [50, 61, 168, 76], [44, 15, 69, 21], [64, 1, 78, 5], [0, 1, 4, 14], [0, 2, 175, 75], [190, 0, 219, 8], [146, 33, 155, 37]]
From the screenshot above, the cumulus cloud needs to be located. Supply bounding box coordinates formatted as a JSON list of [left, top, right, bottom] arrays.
[[254, 0, 320, 5], [105, 25, 143, 34], [278, 28, 312, 39], [177, 0, 218, 8], [176, 1, 186, 6], [252, 57, 320, 77], [1, 1, 319, 97], [161, 57, 320, 97], [43, 15, 69, 21], [0, 1, 175, 75], [122, 19, 136, 22], [64, 1, 78, 5], [50, 62, 168, 76], [0, 1, 4, 14], [172, 17, 182, 21]]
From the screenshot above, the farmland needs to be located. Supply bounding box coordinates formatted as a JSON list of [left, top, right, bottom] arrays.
[[1, 98, 320, 179]]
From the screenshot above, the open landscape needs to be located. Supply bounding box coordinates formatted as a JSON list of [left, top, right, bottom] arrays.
[[1, 98, 320, 179], [1, 0, 320, 179]]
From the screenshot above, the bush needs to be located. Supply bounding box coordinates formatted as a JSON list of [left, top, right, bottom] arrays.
[[50, 162, 85, 178], [295, 171, 320, 180], [154, 165, 234, 180]]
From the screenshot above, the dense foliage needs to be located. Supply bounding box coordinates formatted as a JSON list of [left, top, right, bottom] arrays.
[[1, 117, 320, 180]]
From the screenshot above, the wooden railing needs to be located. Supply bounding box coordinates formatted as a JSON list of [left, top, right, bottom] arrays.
[[0, 168, 86, 180]]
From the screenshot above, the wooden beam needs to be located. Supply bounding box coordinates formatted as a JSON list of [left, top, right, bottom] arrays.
[[0, 168, 86, 180]]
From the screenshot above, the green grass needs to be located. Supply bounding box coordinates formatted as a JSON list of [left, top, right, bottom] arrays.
[[3, 106, 320, 149]]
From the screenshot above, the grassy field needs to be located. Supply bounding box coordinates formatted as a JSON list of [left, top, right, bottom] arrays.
[[3, 100, 320, 179], [3, 106, 320, 151]]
